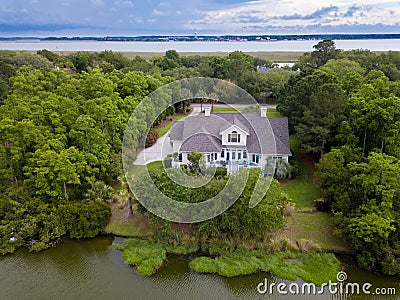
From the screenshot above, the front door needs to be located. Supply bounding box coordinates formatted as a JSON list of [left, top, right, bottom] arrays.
[[231, 150, 236, 160]]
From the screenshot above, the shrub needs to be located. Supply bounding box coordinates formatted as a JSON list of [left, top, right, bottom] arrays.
[[163, 154, 173, 168], [60, 201, 111, 239], [214, 167, 227, 178]]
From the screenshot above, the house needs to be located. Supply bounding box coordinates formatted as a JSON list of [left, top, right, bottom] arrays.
[[170, 107, 291, 172]]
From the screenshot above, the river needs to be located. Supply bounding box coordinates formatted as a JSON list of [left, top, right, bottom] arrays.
[[0, 236, 398, 300], [1, 39, 400, 53]]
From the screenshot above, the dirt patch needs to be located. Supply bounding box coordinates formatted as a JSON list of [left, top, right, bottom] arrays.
[[171, 222, 196, 234]]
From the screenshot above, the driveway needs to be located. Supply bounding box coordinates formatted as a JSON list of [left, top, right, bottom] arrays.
[[190, 103, 277, 110], [134, 106, 201, 165]]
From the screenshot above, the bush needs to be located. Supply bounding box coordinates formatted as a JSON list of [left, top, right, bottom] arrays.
[[214, 167, 227, 178], [163, 155, 173, 168], [60, 201, 111, 239], [288, 157, 300, 178]]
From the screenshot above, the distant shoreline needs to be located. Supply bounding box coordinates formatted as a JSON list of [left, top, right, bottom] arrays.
[[1, 39, 398, 58], [1, 33, 400, 42]]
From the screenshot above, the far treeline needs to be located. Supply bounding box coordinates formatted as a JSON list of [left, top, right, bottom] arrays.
[[0, 41, 399, 275]]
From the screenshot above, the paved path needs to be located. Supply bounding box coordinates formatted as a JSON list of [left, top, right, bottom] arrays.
[[133, 106, 201, 165]]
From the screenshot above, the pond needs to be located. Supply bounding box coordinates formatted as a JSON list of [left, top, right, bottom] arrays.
[[0, 236, 398, 300]]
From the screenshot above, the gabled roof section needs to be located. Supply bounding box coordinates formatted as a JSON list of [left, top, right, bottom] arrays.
[[219, 117, 249, 135]]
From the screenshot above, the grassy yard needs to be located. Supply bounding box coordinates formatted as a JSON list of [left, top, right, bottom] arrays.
[[104, 203, 158, 238], [266, 109, 283, 118], [212, 107, 242, 113], [153, 114, 186, 137], [280, 136, 351, 252], [211, 107, 283, 118], [281, 136, 319, 209]]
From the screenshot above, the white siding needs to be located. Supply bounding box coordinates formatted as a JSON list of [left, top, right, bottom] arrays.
[[221, 127, 248, 146], [172, 140, 182, 153]]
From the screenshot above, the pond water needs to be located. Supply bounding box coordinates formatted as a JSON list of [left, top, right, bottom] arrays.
[[0, 236, 398, 300]]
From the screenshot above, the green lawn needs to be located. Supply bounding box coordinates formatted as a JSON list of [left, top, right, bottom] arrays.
[[212, 107, 242, 113], [146, 161, 163, 173], [280, 135, 351, 252], [266, 109, 283, 118], [286, 212, 350, 252], [211, 107, 283, 118], [153, 114, 186, 137], [282, 136, 320, 209], [104, 203, 158, 238]]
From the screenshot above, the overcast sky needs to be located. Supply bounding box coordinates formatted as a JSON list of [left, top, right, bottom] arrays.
[[1, 0, 399, 36]]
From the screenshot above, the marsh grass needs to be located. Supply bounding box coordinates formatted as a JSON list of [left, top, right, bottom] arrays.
[[189, 250, 341, 285], [113, 238, 199, 276]]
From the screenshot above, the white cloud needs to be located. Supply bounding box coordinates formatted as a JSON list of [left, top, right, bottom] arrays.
[[114, 0, 134, 7], [187, 0, 400, 33], [90, 0, 105, 6]]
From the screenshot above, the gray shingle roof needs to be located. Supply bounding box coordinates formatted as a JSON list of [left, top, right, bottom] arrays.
[[180, 133, 222, 152], [170, 113, 291, 156], [219, 116, 249, 135], [169, 121, 184, 140]]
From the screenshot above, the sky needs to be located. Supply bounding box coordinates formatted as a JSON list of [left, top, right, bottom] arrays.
[[0, 0, 399, 36]]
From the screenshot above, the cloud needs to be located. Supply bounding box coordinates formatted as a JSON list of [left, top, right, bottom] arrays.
[[90, 0, 104, 6], [114, 0, 134, 7], [279, 6, 339, 20], [188, 0, 400, 34], [0, 0, 399, 36]]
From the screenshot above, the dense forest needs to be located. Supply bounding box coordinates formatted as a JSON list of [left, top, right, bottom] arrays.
[[277, 40, 400, 275], [0, 48, 291, 254], [0, 42, 399, 275]]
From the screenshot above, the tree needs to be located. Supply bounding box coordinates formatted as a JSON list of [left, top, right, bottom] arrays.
[[224, 51, 254, 83], [316, 150, 400, 274], [295, 83, 346, 155], [187, 150, 205, 174], [311, 39, 341, 68], [277, 69, 338, 132]]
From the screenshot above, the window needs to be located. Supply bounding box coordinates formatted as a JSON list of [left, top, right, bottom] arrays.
[[221, 149, 225, 158], [214, 153, 218, 160], [178, 153, 183, 162], [238, 152, 241, 160], [252, 154, 260, 164], [228, 131, 240, 143], [243, 150, 247, 159]]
